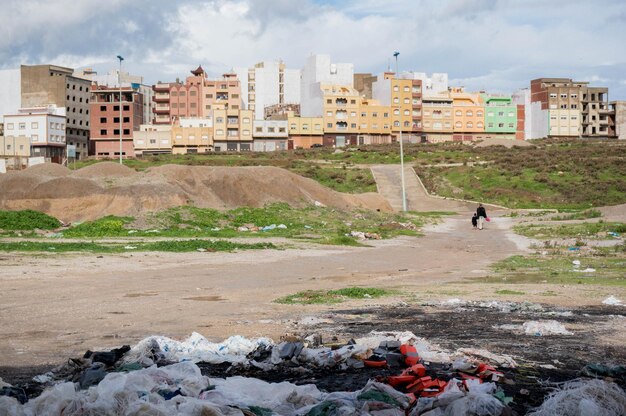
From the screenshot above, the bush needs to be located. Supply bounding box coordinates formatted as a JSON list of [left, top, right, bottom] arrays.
[[0, 210, 61, 230]]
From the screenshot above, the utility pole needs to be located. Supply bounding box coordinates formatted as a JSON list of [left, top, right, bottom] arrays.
[[394, 51, 407, 212]]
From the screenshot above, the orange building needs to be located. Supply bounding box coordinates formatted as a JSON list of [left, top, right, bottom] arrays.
[[450, 88, 485, 141]]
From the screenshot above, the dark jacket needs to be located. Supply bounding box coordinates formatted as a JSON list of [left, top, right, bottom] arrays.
[[477, 206, 487, 218]]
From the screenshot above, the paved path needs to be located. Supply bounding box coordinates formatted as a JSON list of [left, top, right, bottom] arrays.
[[371, 164, 475, 213]]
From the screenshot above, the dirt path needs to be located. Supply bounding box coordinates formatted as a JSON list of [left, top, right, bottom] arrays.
[[0, 212, 522, 373]]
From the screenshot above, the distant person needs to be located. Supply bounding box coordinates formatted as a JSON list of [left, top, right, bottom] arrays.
[[477, 203, 487, 230], [471, 213, 478, 229]]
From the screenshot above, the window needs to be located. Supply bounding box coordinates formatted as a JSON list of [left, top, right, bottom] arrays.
[[232, 105, 239, 110], [455, 110, 462, 116], [123, 129, 130, 135], [560, 94, 567, 99], [190, 90, 196, 96], [302, 124, 309, 130], [216, 129, 224, 135], [404, 98, 410, 104], [314, 124, 321, 130], [32, 134, 39, 142], [216, 117, 224, 123], [243, 130, 250, 136], [467, 122, 473, 128], [326, 111, 333, 116], [455, 122, 462, 128], [114, 105, 119, 111], [383, 112, 389, 118], [205, 105, 211, 109], [372, 112, 378, 117], [268, 127, 275, 133], [508, 123, 514, 128], [31, 122, 38, 129], [123, 105, 129, 111], [232, 94, 239, 99], [404, 110, 410, 116], [290, 123, 297, 130], [327, 123, 332, 128], [350, 100, 356, 104], [571, 94, 578, 99], [279, 127, 285, 133], [351, 123, 356, 128], [550, 93, 557, 98], [403, 86, 410, 92], [6, 123, 13, 130], [100, 129, 107, 135], [498, 112, 504, 116], [572, 104, 578, 109], [393, 98, 399, 104], [150, 139, 156, 144], [255, 127, 263, 132], [508, 112, 515, 117], [477, 122, 483, 128], [114, 117, 120, 123], [488, 123, 494, 128], [560, 104, 567, 109], [201, 136, 208, 141], [19, 123, 25, 129], [327, 99, 332, 104], [350, 111, 356, 117], [477, 111, 483, 117], [190, 103, 197, 108], [393, 86, 399, 92], [179, 91, 186, 97], [172, 103, 178, 108], [114, 129, 120, 135], [498, 123, 504, 128], [189, 135, 195, 140], [100, 117, 107, 123], [243, 117, 250, 124], [394, 109, 400, 115]]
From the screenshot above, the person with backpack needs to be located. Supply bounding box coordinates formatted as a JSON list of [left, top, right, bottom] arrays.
[[471, 213, 478, 229]]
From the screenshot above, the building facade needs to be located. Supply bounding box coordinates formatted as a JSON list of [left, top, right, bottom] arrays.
[[449, 89, 484, 141], [212, 109, 253, 151], [172, 118, 213, 154], [20, 65, 90, 159], [301, 54, 354, 118], [609, 101, 626, 140], [235, 61, 300, 121], [252, 120, 288, 151], [421, 95, 454, 142], [530, 78, 586, 138], [358, 99, 393, 145], [320, 84, 361, 147], [0, 69, 21, 119], [3, 106, 66, 162], [89, 84, 144, 158], [133, 124, 172, 156], [482, 94, 517, 136], [372, 72, 423, 142], [287, 115, 323, 149]]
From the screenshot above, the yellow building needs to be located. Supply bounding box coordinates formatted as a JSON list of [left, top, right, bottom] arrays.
[[133, 124, 172, 156], [450, 88, 485, 141], [287, 114, 323, 148], [358, 99, 392, 144], [372, 72, 423, 142], [422, 94, 454, 142], [172, 120, 213, 154], [212, 109, 253, 151], [320, 84, 360, 147]]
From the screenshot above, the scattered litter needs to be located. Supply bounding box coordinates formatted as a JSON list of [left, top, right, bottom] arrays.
[[572, 260, 581, 267], [124, 245, 137, 250], [581, 364, 626, 379], [127, 230, 138, 234], [575, 268, 596, 273], [277, 224, 287, 229], [527, 379, 626, 416], [522, 320, 573, 336], [568, 247, 580, 251], [314, 200, 325, 207], [146, 229, 160, 233], [608, 231, 620, 238], [602, 296, 623, 306], [349, 231, 381, 240]]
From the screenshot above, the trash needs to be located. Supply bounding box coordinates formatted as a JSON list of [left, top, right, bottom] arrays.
[[349, 231, 381, 240], [124, 245, 137, 250], [455, 348, 518, 368], [572, 259, 581, 267], [522, 320, 573, 336], [527, 379, 626, 416], [262, 224, 277, 231], [608, 231, 620, 237], [602, 296, 623, 306], [575, 268, 596, 273], [277, 224, 287, 229], [568, 247, 581, 251], [237, 226, 250, 232], [581, 364, 626, 379], [314, 200, 325, 207]]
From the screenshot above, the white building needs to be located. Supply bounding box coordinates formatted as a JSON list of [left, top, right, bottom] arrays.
[[133, 123, 172, 157], [300, 54, 354, 117], [3, 106, 67, 161], [0, 69, 21, 120], [396, 72, 449, 97], [75, 68, 154, 127], [234, 61, 300, 121], [512, 88, 533, 140], [252, 119, 288, 151]]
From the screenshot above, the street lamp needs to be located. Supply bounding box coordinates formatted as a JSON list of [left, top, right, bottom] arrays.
[[117, 55, 124, 164], [394, 51, 407, 212]]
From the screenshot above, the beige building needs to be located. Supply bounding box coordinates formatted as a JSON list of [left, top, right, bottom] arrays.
[[422, 94, 454, 142], [133, 124, 172, 157], [372, 72, 423, 142], [321, 84, 360, 147], [212, 109, 253, 151], [287, 115, 323, 148], [358, 99, 392, 144], [20, 65, 91, 159], [172, 122, 213, 154], [609, 101, 626, 140]]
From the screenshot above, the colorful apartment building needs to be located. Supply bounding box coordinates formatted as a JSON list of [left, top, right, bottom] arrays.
[[421, 94, 454, 142], [212, 109, 253, 151], [133, 124, 172, 156], [287, 115, 323, 149], [358, 99, 393, 145], [320, 84, 361, 147], [372, 72, 422, 142], [152, 66, 242, 124], [90, 84, 144, 158], [449, 88, 484, 141], [482, 94, 517, 138]]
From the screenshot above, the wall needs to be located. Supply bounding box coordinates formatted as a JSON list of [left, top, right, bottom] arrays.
[[0, 69, 21, 118]]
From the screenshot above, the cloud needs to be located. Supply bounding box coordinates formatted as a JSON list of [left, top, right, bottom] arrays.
[[0, 0, 625, 99]]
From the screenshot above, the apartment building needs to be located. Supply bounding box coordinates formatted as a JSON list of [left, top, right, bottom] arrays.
[[0, 69, 21, 118], [235, 61, 300, 121], [512, 89, 532, 140], [609, 101, 626, 140], [76, 68, 154, 128], [354, 73, 377, 99], [372, 72, 422, 142], [212, 109, 253, 151], [358, 99, 393, 145], [172, 118, 213, 154], [301, 54, 354, 117], [581, 86, 610, 138], [482, 94, 517, 138], [3, 106, 66, 162], [320, 84, 361, 147], [20, 65, 90, 159], [0, 135, 31, 158], [421, 94, 454, 142], [449, 89, 484, 141], [153, 66, 242, 124], [252, 120, 288, 151], [89, 84, 144, 158], [287, 114, 323, 148], [133, 124, 172, 157], [399, 72, 448, 98], [530, 78, 584, 138]]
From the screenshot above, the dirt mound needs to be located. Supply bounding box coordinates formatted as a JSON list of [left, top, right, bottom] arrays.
[[474, 138, 534, 148], [0, 165, 391, 222], [24, 163, 71, 177], [72, 162, 137, 179]]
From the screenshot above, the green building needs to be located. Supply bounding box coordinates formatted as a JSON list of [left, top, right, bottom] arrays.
[[482, 95, 517, 134]]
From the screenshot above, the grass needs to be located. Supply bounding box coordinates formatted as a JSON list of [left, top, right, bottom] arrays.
[[0, 210, 61, 231], [495, 289, 526, 295], [550, 210, 603, 221], [16, 204, 427, 246], [0, 239, 276, 253], [514, 222, 626, 239], [274, 287, 394, 305], [483, 253, 626, 287], [289, 163, 377, 194]]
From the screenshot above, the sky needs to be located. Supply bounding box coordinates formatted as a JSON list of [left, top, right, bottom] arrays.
[[2, 0, 626, 98]]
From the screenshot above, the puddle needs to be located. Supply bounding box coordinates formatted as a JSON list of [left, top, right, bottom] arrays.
[[183, 295, 224, 302]]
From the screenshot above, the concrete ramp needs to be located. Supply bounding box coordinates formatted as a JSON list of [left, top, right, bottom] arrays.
[[371, 164, 475, 213]]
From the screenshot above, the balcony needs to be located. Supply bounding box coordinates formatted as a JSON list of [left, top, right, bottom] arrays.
[[154, 105, 170, 113], [154, 115, 170, 124]]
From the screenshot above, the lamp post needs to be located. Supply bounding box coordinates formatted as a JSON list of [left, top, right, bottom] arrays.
[[394, 51, 407, 212], [117, 55, 124, 164]]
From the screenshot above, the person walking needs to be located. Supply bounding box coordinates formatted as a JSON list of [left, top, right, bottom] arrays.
[[476, 203, 487, 230]]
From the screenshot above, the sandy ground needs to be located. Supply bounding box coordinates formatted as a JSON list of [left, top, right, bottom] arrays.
[[3, 207, 624, 380]]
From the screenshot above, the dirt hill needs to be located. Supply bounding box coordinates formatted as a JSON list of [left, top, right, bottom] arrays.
[[0, 163, 390, 222]]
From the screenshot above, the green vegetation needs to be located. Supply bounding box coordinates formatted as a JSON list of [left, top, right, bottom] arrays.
[[0, 239, 275, 254], [495, 289, 526, 295], [0, 210, 60, 231], [63, 216, 135, 237], [289, 163, 377, 193], [550, 210, 603, 221], [514, 222, 626, 239], [483, 252, 626, 287], [275, 287, 394, 305]]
